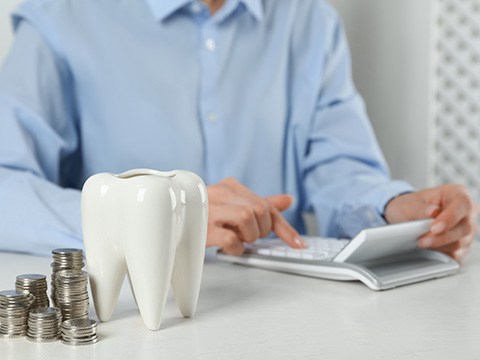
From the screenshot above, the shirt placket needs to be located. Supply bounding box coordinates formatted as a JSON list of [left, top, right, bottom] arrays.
[[198, 19, 223, 184]]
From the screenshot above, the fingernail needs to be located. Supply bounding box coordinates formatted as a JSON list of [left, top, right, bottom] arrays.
[[294, 237, 307, 249], [425, 205, 440, 217], [431, 222, 446, 234], [454, 248, 467, 260], [419, 237, 433, 248]]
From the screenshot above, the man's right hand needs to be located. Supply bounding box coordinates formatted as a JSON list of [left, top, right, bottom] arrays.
[[206, 178, 306, 255]]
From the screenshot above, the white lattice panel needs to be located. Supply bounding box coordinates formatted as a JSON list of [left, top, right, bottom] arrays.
[[432, 0, 480, 203]]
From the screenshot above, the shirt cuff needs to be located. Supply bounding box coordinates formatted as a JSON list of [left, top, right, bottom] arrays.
[[334, 180, 415, 238], [373, 180, 415, 218]]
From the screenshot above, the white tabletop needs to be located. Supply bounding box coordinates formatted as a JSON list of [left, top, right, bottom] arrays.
[[0, 246, 479, 360]]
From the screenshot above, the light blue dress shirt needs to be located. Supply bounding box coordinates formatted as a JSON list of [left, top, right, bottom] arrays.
[[0, 0, 413, 256]]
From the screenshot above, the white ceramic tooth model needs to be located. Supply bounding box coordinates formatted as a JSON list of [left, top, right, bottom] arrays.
[[81, 169, 208, 330]]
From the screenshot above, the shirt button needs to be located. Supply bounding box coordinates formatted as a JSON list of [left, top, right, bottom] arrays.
[[191, 2, 202, 13], [206, 112, 218, 123], [205, 38, 216, 51]]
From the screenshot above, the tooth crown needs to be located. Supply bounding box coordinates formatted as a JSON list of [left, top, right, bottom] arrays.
[[81, 169, 208, 330]]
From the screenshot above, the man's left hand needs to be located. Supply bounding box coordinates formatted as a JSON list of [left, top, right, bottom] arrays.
[[384, 184, 478, 261]]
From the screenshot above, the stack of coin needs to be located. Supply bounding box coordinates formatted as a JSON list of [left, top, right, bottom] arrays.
[[50, 249, 84, 306], [61, 318, 98, 345], [15, 274, 49, 308], [0, 290, 35, 338], [55, 270, 89, 320], [26, 307, 62, 342]]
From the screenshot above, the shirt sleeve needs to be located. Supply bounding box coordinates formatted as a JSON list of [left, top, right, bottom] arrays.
[[0, 19, 83, 256], [303, 12, 414, 239]]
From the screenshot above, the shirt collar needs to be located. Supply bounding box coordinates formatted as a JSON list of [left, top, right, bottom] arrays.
[[240, 0, 264, 21], [144, 0, 264, 22], [144, 0, 191, 21]]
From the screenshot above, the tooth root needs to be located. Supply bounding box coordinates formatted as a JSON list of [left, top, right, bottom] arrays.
[[123, 185, 178, 331], [170, 229, 206, 317], [126, 271, 139, 308], [82, 174, 127, 322], [87, 252, 126, 322], [170, 172, 208, 317]]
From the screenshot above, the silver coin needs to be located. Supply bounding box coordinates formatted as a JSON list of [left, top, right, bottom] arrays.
[[28, 327, 60, 332], [61, 338, 98, 346], [0, 303, 34, 310], [27, 333, 60, 338], [26, 336, 60, 343], [15, 285, 47, 290], [27, 329, 57, 334], [63, 334, 98, 340], [30, 307, 61, 316], [61, 329, 88, 334], [16, 274, 47, 281], [28, 326, 61, 331], [2, 320, 28, 325], [27, 334, 60, 338], [28, 321, 61, 328], [52, 248, 84, 255], [0, 290, 31, 298], [1, 293, 35, 300], [0, 333, 25, 340], [62, 338, 98, 345], [62, 318, 97, 329], [28, 331, 60, 336]]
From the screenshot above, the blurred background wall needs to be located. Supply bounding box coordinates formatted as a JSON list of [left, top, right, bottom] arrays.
[[0, 0, 19, 62], [329, 0, 432, 189]]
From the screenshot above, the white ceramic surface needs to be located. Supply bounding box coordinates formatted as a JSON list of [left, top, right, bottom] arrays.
[[81, 169, 208, 330]]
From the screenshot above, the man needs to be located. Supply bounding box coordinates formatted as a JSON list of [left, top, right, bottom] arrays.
[[0, 0, 477, 258]]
